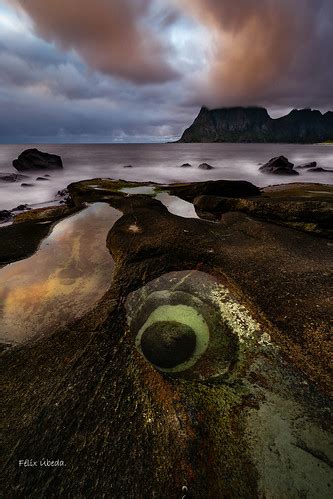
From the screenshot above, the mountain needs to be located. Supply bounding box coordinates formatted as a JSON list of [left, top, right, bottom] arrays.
[[178, 106, 333, 143]]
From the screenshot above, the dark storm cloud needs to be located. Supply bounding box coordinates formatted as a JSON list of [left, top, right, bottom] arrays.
[[12, 0, 179, 84], [1, 0, 332, 143], [178, 0, 333, 109]]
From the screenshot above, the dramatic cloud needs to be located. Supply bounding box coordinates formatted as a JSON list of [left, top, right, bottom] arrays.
[[12, 0, 179, 84], [177, 0, 333, 108], [0, 0, 332, 142]]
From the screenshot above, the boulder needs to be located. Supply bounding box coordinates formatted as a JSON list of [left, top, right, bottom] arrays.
[[198, 162, 214, 170], [13, 148, 63, 171], [0, 173, 28, 183], [123, 165, 133, 168], [296, 161, 317, 169], [180, 163, 192, 168], [21, 183, 35, 187], [12, 204, 30, 211], [259, 156, 299, 175], [36, 176, 50, 181]]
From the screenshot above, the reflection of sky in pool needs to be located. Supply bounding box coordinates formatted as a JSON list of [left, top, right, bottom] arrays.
[[121, 186, 198, 219], [0, 203, 121, 343]]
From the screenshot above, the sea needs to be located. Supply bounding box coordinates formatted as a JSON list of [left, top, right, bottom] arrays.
[[0, 143, 332, 211]]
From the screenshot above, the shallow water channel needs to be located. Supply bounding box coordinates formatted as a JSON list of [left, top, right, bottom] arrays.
[[0, 203, 121, 343]]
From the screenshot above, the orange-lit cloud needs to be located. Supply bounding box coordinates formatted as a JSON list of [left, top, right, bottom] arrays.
[[176, 0, 332, 107], [12, 0, 179, 84]]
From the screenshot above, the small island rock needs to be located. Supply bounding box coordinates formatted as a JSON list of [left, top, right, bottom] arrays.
[[198, 162, 214, 170], [0, 173, 29, 183], [13, 148, 63, 172], [308, 167, 331, 172], [259, 156, 299, 175], [296, 161, 317, 169]]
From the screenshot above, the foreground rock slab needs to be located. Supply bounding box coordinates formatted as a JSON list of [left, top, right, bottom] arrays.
[[13, 148, 63, 171], [1, 178, 332, 498]]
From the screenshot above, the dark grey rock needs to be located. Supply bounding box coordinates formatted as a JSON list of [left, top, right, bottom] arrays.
[[0, 210, 12, 223], [198, 162, 214, 170], [12, 204, 30, 211], [36, 177, 50, 181], [180, 163, 192, 168], [259, 156, 299, 175], [123, 165, 133, 168], [13, 148, 63, 171], [0, 173, 29, 183], [308, 167, 331, 172], [296, 161, 317, 169], [21, 183, 35, 187]]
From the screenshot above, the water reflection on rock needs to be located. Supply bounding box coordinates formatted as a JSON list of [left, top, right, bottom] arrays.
[[0, 203, 120, 343]]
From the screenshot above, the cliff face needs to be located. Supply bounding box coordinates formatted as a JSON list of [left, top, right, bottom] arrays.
[[179, 106, 333, 143]]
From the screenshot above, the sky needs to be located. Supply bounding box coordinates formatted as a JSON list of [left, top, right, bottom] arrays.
[[0, 0, 332, 143]]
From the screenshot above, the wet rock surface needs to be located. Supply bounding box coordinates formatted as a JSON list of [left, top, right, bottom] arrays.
[[193, 192, 333, 237], [167, 179, 261, 201], [13, 148, 63, 171], [1, 177, 332, 497], [141, 321, 196, 368]]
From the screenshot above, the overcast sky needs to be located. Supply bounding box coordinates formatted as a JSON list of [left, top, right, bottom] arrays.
[[1, 0, 332, 143]]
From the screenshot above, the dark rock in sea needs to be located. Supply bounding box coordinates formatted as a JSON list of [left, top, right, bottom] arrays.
[[13, 148, 63, 171], [36, 176, 50, 181], [259, 156, 299, 175], [0, 173, 29, 183], [180, 163, 192, 168], [296, 161, 317, 169], [179, 106, 333, 143], [44, 174, 51, 177], [198, 162, 214, 170], [123, 165, 133, 168], [21, 183, 35, 187], [12, 204, 30, 211], [308, 167, 331, 173], [57, 188, 68, 197], [0, 210, 12, 223]]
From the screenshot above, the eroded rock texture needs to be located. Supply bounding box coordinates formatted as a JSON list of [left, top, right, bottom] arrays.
[[1, 178, 332, 497]]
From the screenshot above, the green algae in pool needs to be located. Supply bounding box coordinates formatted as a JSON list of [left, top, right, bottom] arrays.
[[126, 270, 252, 381], [0, 203, 121, 343]]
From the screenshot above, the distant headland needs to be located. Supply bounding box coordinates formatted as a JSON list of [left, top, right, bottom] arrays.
[[178, 106, 333, 143]]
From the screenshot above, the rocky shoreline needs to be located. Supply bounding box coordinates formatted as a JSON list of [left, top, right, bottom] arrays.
[[1, 176, 332, 497]]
